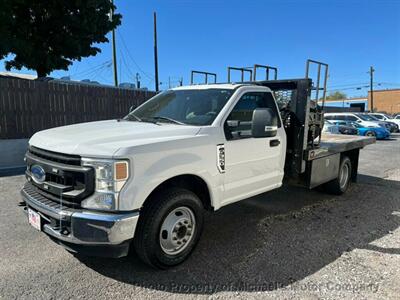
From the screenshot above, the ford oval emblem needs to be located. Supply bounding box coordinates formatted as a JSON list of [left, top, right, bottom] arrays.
[[31, 164, 46, 184]]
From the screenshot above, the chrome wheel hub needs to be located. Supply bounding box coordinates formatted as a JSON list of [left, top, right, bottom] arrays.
[[159, 206, 196, 255], [339, 163, 349, 189]]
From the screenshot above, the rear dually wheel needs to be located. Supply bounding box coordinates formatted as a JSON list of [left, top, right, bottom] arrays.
[[322, 156, 352, 195]]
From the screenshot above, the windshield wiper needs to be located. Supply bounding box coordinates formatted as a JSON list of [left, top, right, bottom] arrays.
[[125, 114, 160, 125], [151, 116, 186, 125], [125, 114, 184, 125], [126, 113, 141, 122]]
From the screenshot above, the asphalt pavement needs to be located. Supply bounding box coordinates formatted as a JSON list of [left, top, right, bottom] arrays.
[[0, 135, 399, 299]]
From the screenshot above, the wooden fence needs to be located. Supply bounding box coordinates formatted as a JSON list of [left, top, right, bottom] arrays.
[[0, 76, 155, 139]]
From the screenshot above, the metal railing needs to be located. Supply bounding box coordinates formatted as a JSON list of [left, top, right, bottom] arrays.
[[253, 64, 278, 81], [227, 67, 253, 83], [190, 70, 217, 85], [305, 59, 329, 107]]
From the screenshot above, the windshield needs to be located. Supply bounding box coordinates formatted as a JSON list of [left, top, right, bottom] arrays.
[[125, 89, 234, 125], [356, 114, 376, 121]]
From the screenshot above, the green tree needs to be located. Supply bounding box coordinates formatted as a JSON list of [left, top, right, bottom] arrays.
[[326, 91, 347, 100], [0, 0, 121, 77], [0, 1, 12, 61]]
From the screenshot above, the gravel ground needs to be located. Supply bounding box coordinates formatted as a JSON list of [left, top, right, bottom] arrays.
[[0, 135, 399, 299]]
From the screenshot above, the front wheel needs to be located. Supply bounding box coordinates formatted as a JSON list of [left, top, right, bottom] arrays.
[[133, 188, 204, 269], [322, 156, 352, 195], [365, 130, 376, 137]]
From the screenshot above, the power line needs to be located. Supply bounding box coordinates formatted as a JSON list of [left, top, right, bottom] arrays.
[[80, 64, 112, 80], [119, 48, 137, 82], [92, 64, 112, 83], [328, 82, 369, 88], [116, 29, 154, 81], [327, 82, 391, 93], [70, 60, 112, 78]]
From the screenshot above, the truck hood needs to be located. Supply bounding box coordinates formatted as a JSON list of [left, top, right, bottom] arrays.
[[29, 120, 202, 157]]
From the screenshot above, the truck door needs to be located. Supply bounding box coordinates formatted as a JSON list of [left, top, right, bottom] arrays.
[[221, 91, 286, 205]]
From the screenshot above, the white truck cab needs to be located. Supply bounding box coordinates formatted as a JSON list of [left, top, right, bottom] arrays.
[[21, 62, 375, 269]]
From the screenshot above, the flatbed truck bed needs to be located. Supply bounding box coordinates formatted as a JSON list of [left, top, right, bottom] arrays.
[[307, 134, 376, 160]]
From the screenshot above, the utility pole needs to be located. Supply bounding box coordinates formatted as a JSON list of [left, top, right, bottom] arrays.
[[136, 73, 141, 89], [153, 12, 159, 92], [369, 66, 375, 112], [111, 0, 118, 87]]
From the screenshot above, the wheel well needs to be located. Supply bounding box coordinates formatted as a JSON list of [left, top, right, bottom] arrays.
[[144, 175, 213, 211], [341, 149, 360, 182]]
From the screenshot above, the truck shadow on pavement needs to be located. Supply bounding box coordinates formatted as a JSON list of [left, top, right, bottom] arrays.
[[76, 174, 400, 294]]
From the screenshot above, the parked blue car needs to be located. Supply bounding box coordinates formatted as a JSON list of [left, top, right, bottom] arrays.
[[333, 121, 390, 139]]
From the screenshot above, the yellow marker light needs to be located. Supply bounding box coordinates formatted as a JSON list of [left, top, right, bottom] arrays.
[[115, 161, 128, 181]]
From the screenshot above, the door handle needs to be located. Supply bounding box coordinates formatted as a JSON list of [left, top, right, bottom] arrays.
[[270, 139, 280, 147]]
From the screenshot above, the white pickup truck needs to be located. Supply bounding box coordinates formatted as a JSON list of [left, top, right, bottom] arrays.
[[21, 66, 374, 269]]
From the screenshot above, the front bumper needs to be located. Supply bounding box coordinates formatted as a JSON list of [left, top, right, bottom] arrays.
[[20, 184, 139, 258], [376, 131, 390, 140]]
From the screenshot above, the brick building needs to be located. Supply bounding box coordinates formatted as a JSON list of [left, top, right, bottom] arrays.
[[368, 89, 400, 114]]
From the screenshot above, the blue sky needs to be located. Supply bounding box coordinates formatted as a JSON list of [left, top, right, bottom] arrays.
[[1, 0, 399, 97]]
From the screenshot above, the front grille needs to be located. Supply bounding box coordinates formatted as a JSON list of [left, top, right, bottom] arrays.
[[25, 147, 95, 207]]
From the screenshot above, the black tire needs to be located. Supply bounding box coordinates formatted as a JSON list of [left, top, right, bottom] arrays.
[[323, 156, 352, 195], [133, 187, 204, 269], [365, 130, 376, 137]]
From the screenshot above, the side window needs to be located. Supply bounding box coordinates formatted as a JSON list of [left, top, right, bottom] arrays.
[[224, 92, 280, 140], [335, 115, 346, 121], [324, 115, 340, 121], [346, 115, 358, 122]]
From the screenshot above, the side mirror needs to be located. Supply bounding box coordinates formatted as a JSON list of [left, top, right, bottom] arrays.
[[129, 106, 134, 113], [251, 108, 278, 138]]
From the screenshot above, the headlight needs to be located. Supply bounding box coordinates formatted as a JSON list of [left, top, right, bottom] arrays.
[[81, 158, 130, 210]]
